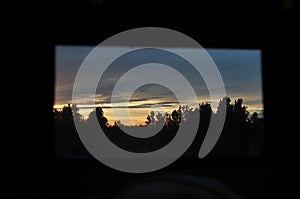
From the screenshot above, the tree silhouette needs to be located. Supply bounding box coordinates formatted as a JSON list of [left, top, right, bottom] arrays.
[[145, 115, 151, 126], [96, 107, 108, 127], [54, 97, 264, 158], [72, 104, 82, 122], [250, 112, 258, 123], [171, 105, 182, 125], [62, 104, 73, 121], [145, 111, 156, 126], [155, 112, 165, 127], [181, 105, 193, 123], [87, 107, 108, 127]]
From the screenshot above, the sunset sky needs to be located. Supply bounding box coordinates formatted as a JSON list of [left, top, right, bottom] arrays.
[[54, 46, 263, 125]]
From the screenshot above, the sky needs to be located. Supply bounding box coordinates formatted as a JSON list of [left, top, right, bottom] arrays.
[[54, 46, 263, 125]]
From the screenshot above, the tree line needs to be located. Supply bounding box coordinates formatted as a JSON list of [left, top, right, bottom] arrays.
[[54, 97, 263, 157]]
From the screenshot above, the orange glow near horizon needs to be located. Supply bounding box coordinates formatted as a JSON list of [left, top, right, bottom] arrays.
[[53, 99, 263, 126]]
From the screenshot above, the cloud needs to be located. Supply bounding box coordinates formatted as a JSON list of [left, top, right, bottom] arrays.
[[55, 46, 264, 117], [129, 96, 162, 102], [77, 101, 179, 109]]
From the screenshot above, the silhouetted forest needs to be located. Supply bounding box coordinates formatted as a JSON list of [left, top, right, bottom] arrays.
[[54, 97, 263, 159]]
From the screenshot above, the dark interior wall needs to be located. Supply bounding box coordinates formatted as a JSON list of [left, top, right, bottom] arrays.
[[13, 0, 297, 198]]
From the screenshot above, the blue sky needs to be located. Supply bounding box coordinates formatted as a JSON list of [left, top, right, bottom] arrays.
[[55, 46, 263, 125]]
